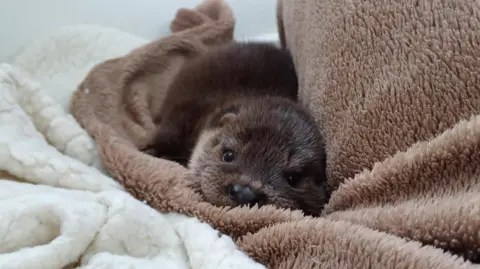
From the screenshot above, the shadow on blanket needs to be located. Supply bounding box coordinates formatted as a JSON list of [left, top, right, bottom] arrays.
[[70, 0, 480, 267]]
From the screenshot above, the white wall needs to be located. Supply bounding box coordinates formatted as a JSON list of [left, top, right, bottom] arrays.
[[0, 0, 278, 61]]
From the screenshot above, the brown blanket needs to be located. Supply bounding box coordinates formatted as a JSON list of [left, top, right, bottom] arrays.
[[70, 0, 480, 267]]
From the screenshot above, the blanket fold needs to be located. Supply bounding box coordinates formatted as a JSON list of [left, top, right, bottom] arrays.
[[71, 0, 480, 267], [277, 0, 480, 264]]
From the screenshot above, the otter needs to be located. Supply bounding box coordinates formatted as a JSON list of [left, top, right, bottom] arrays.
[[150, 42, 329, 216]]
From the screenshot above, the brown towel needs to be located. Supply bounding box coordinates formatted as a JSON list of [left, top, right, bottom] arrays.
[[70, 0, 480, 267]]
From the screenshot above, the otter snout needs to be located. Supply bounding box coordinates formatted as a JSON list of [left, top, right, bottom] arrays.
[[227, 184, 266, 206]]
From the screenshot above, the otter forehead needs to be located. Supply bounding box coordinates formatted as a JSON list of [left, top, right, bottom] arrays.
[[234, 105, 321, 149], [205, 96, 324, 168], [225, 121, 322, 170], [233, 125, 290, 166]]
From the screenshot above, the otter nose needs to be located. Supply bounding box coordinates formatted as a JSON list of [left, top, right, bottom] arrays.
[[228, 184, 264, 206]]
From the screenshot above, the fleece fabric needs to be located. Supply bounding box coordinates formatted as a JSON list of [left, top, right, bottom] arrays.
[[0, 24, 263, 269]]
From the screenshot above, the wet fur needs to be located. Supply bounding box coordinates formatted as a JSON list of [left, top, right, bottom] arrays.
[[151, 42, 329, 216]]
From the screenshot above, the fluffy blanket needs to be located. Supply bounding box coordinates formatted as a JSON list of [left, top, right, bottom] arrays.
[[0, 25, 265, 268], [70, 0, 480, 268]]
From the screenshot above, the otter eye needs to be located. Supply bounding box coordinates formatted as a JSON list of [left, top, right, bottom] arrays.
[[222, 149, 235, 162], [284, 172, 302, 187]]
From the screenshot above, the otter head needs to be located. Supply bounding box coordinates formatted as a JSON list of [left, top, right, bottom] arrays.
[[188, 97, 329, 216]]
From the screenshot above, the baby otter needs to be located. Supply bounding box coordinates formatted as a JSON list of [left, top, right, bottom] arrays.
[[151, 42, 328, 216]]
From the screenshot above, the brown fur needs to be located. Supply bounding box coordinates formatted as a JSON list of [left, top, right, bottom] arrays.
[[151, 42, 329, 215]]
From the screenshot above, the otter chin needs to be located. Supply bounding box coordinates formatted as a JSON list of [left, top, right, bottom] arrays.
[[187, 97, 328, 216], [150, 42, 328, 216]]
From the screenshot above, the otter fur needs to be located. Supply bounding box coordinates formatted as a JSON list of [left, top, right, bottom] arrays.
[[150, 42, 329, 216]]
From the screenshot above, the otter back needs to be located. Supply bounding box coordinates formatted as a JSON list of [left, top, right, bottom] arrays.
[[151, 42, 299, 165]]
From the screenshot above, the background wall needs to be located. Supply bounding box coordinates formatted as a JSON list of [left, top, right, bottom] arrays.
[[0, 0, 278, 61]]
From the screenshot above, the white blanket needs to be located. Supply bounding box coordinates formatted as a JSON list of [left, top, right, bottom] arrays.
[[0, 25, 265, 269]]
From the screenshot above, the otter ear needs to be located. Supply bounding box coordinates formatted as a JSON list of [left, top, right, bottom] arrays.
[[210, 105, 239, 128], [217, 112, 237, 127]]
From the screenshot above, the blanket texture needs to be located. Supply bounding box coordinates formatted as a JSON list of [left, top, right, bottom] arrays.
[[71, 0, 480, 268], [0, 25, 264, 269]]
